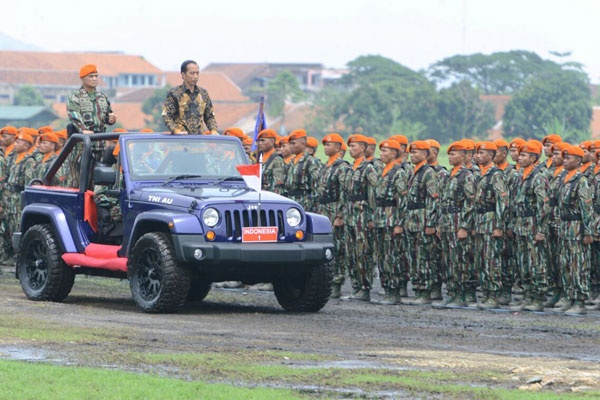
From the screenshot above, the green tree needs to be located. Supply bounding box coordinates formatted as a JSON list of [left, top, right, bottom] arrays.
[[266, 71, 305, 124], [502, 69, 591, 139], [433, 80, 496, 141], [13, 85, 45, 106], [142, 86, 170, 132]]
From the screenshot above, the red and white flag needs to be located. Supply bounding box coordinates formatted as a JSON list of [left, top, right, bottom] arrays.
[[236, 163, 262, 192]]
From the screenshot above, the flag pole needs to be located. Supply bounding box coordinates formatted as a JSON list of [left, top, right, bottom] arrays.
[[257, 152, 263, 227]]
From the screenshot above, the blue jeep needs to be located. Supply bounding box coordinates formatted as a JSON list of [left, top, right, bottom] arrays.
[[14, 133, 334, 313]]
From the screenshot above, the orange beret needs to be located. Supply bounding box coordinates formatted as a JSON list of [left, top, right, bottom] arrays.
[[365, 136, 377, 146], [139, 128, 154, 133], [322, 133, 344, 145], [17, 133, 34, 144], [54, 129, 68, 139], [79, 64, 97, 78], [379, 140, 400, 151], [409, 140, 431, 151], [341, 142, 348, 151], [242, 136, 253, 146], [347, 134, 369, 145], [551, 142, 569, 153], [37, 126, 53, 135], [563, 144, 585, 158], [542, 134, 562, 145], [510, 138, 526, 149], [478, 141, 498, 152], [19, 127, 37, 137], [223, 127, 245, 138], [519, 140, 542, 155], [494, 139, 510, 149], [579, 140, 592, 151], [112, 128, 128, 133], [389, 135, 409, 145], [460, 139, 475, 151], [40, 132, 59, 144], [279, 135, 290, 144], [1, 126, 18, 135], [447, 141, 467, 153], [426, 139, 441, 149], [289, 129, 307, 141], [258, 128, 277, 139], [591, 140, 600, 150], [307, 136, 319, 148]]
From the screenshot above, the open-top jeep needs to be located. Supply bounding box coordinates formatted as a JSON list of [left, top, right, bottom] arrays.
[[14, 133, 334, 313]]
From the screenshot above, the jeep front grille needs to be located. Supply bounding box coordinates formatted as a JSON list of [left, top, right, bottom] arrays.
[[224, 209, 285, 239]]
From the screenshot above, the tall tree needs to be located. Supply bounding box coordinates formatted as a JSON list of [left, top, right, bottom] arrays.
[[142, 86, 170, 132], [266, 70, 305, 123], [13, 85, 45, 106], [502, 69, 591, 139]]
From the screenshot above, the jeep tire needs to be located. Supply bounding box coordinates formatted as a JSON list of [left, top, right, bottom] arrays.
[[273, 263, 332, 312], [187, 275, 212, 302], [18, 224, 75, 302], [128, 232, 191, 313]]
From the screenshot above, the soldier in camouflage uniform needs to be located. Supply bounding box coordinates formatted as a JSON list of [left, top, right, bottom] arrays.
[[0, 126, 19, 264], [315, 133, 351, 298], [510, 141, 550, 311], [556, 145, 594, 315], [436, 141, 475, 306], [306, 137, 323, 167], [545, 142, 569, 308], [588, 147, 600, 309], [343, 134, 379, 301], [284, 129, 321, 212], [33, 132, 60, 181], [402, 140, 439, 305], [4, 133, 36, 243], [542, 134, 562, 173], [472, 142, 509, 308], [373, 139, 407, 304], [579, 141, 594, 180], [162, 60, 218, 135], [256, 129, 285, 194]]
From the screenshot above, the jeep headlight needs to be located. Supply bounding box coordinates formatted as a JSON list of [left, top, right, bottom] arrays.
[[286, 208, 302, 227], [202, 208, 220, 227]]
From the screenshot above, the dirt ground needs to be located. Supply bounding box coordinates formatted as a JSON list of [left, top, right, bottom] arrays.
[[0, 264, 599, 398]]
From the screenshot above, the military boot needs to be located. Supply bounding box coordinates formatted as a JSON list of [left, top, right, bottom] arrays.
[[497, 285, 511, 306], [330, 283, 342, 299], [553, 295, 570, 310], [398, 281, 408, 298], [430, 283, 443, 301], [349, 289, 370, 302], [564, 300, 587, 315], [587, 285, 599, 304], [481, 289, 489, 304], [465, 286, 477, 306], [439, 290, 456, 306], [378, 289, 400, 305], [446, 289, 467, 307], [411, 290, 432, 305], [523, 293, 545, 312], [543, 288, 562, 308], [510, 290, 533, 311], [478, 291, 500, 309]]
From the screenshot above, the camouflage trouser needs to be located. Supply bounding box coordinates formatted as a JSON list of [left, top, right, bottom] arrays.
[[0, 213, 12, 258], [474, 233, 503, 292], [559, 239, 590, 301], [514, 234, 548, 296], [431, 234, 443, 288], [366, 226, 377, 276], [591, 241, 600, 293], [547, 226, 562, 292], [500, 232, 516, 290], [467, 232, 478, 289], [396, 232, 410, 286], [375, 227, 400, 291], [440, 231, 472, 293], [406, 230, 436, 291], [6, 192, 23, 238], [331, 224, 348, 285], [286, 194, 312, 213], [347, 224, 373, 291]]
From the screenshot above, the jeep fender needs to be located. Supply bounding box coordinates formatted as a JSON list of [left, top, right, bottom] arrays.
[[18, 204, 77, 253], [127, 211, 203, 253], [305, 212, 332, 235]]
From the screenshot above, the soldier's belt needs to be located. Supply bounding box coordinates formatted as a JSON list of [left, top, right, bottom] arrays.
[[319, 196, 339, 204], [407, 201, 426, 210], [6, 184, 24, 193], [375, 199, 396, 207], [348, 194, 367, 202], [594, 206, 600, 214], [288, 189, 309, 196], [560, 214, 581, 221], [549, 199, 558, 207], [515, 209, 536, 218], [440, 205, 461, 214], [475, 205, 495, 213]]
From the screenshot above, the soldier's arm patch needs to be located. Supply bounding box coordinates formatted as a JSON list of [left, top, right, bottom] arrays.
[[543, 197, 549, 203], [585, 199, 593, 204], [500, 192, 508, 197]]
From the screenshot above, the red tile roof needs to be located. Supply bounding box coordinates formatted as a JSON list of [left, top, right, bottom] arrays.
[[164, 71, 248, 103], [591, 107, 600, 139], [52, 102, 152, 131], [203, 63, 269, 89]]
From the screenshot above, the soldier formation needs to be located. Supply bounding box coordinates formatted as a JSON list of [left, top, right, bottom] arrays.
[[233, 128, 600, 316]]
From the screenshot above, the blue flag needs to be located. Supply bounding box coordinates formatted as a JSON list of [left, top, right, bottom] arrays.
[[252, 96, 266, 152]]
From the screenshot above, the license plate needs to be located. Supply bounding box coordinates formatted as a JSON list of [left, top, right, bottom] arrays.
[[242, 227, 278, 243]]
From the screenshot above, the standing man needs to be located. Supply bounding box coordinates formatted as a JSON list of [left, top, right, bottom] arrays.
[[284, 129, 321, 212], [256, 129, 284, 194], [162, 60, 218, 135]]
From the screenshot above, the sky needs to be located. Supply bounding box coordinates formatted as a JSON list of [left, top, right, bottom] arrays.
[[2, 0, 600, 82]]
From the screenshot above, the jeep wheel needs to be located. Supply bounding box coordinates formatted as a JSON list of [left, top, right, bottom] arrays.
[[128, 232, 190, 313], [273, 263, 332, 312], [18, 224, 75, 302], [187, 276, 212, 302]]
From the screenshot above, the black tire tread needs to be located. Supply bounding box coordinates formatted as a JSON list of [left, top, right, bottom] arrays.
[[273, 263, 331, 312]]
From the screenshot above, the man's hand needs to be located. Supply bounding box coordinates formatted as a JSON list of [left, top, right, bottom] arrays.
[[492, 228, 503, 238], [583, 235, 593, 245], [107, 113, 117, 125], [534, 232, 545, 243], [457, 228, 468, 240], [210, 130, 219, 135], [83, 130, 93, 134], [425, 227, 435, 236], [393, 226, 403, 236], [333, 217, 344, 227]]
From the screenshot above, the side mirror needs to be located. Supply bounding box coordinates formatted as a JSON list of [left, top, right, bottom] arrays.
[[93, 165, 116, 186]]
